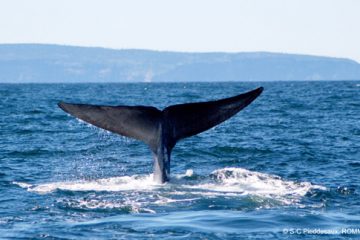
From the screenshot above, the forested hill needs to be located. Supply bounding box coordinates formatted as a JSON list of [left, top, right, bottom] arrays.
[[1, 44, 359, 83]]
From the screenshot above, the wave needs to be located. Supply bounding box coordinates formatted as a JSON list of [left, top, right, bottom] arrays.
[[194, 168, 324, 196], [14, 174, 158, 193], [13, 167, 326, 212], [185, 168, 326, 205]]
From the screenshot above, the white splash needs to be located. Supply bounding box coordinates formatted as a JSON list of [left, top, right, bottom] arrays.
[[184, 168, 326, 204], [14, 167, 326, 207], [14, 174, 160, 194], [58, 198, 156, 213], [174, 169, 194, 179]]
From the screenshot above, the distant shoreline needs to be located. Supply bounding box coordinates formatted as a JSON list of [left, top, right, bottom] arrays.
[[1, 44, 360, 83]]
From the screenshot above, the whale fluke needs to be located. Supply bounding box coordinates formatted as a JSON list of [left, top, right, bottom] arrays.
[[163, 87, 263, 142], [58, 87, 263, 183], [58, 103, 162, 151]]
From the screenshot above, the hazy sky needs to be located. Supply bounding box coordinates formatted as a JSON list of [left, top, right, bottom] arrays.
[[1, 0, 359, 62]]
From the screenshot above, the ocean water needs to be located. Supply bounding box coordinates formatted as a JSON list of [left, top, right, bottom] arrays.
[[1, 81, 359, 239]]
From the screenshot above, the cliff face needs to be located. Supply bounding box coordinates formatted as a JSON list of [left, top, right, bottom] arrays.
[[1, 44, 359, 83]]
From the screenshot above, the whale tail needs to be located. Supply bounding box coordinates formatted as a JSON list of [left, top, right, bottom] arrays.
[[58, 103, 163, 152], [58, 87, 263, 182], [162, 87, 263, 143]]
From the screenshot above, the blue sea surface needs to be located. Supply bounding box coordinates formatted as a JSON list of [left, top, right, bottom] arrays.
[[1, 81, 360, 239]]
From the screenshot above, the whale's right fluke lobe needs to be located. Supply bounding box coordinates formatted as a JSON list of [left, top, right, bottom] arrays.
[[164, 87, 263, 142]]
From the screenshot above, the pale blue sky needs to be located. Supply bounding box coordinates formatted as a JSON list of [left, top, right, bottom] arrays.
[[1, 0, 359, 62]]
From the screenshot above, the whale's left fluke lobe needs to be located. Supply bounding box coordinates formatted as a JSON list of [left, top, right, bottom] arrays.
[[58, 102, 162, 151], [58, 87, 264, 183]]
